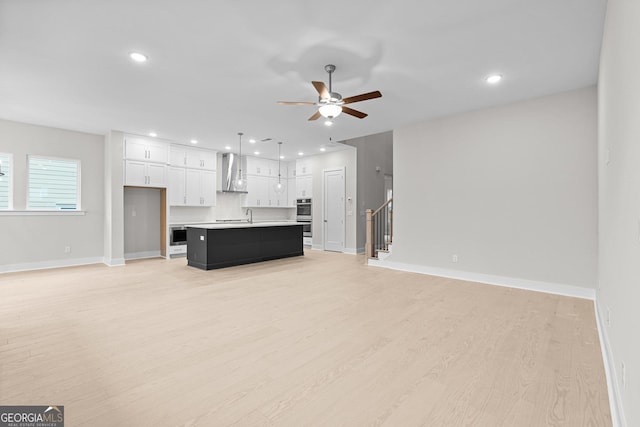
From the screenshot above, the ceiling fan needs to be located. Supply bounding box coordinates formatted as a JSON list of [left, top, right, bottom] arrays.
[[278, 64, 382, 121]]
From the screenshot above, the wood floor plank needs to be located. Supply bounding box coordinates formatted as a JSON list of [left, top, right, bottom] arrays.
[[0, 251, 611, 426]]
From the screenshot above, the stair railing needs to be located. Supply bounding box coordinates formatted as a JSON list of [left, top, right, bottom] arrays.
[[365, 198, 393, 259]]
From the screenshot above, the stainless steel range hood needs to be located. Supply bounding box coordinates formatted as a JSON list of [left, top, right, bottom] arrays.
[[221, 153, 248, 193]]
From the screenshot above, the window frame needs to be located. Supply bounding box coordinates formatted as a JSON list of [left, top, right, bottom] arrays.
[[0, 152, 13, 210], [27, 155, 82, 211]]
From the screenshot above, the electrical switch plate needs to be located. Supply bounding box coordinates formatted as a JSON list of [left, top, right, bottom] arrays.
[[622, 361, 626, 389], [200, 236, 204, 241], [452, 254, 458, 263]]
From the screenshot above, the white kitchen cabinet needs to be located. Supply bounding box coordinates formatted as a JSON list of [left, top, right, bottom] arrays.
[[168, 167, 187, 205], [269, 177, 288, 207], [125, 160, 167, 187], [125, 137, 168, 164], [296, 159, 312, 176], [170, 145, 217, 170], [246, 156, 269, 175], [186, 147, 216, 170], [287, 177, 297, 207], [245, 175, 269, 207], [185, 169, 216, 206], [169, 168, 216, 207], [296, 175, 312, 198], [287, 161, 297, 178]]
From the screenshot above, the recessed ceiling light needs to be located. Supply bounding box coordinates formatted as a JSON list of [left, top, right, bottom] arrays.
[[280, 155, 285, 159], [320, 147, 326, 152], [129, 52, 148, 63], [148, 132, 157, 137], [190, 139, 198, 144], [298, 152, 304, 156], [485, 74, 503, 84], [254, 151, 260, 155], [249, 139, 256, 144], [224, 146, 231, 150]]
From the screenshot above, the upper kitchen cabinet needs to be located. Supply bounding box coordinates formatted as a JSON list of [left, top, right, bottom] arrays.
[[296, 158, 312, 176], [124, 136, 168, 187], [246, 156, 277, 176], [287, 161, 296, 178], [170, 145, 217, 170], [124, 160, 167, 188], [124, 136, 169, 164]]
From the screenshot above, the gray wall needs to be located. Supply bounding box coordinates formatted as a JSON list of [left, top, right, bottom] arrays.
[[390, 87, 597, 289], [345, 131, 393, 252], [124, 187, 161, 259], [598, 0, 640, 424], [0, 119, 105, 271]]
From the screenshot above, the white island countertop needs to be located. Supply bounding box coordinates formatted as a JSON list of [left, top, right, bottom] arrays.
[[186, 221, 304, 229]]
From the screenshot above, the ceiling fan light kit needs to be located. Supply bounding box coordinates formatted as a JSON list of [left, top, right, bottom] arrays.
[[277, 64, 382, 122], [318, 104, 342, 118]]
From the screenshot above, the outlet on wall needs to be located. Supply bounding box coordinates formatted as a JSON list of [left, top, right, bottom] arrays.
[[606, 306, 611, 327], [64, 246, 71, 253], [622, 361, 626, 389], [452, 254, 459, 263]]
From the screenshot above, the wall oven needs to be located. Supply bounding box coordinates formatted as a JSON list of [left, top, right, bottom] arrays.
[[296, 198, 312, 219], [296, 198, 312, 238]]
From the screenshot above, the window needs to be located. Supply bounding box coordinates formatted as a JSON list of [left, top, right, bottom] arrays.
[[0, 153, 12, 210], [28, 156, 80, 210]]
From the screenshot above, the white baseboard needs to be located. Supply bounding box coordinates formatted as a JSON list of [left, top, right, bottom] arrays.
[[342, 248, 358, 255], [594, 299, 626, 427], [0, 257, 104, 274], [124, 250, 162, 261], [103, 257, 125, 267], [368, 259, 596, 300]]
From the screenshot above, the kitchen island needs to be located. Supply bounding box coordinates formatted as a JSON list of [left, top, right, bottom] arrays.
[[186, 222, 304, 270]]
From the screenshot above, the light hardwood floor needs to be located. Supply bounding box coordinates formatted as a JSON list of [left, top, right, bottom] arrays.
[[0, 251, 611, 426]]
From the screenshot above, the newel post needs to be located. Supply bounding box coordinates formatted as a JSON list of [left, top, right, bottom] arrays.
[[365, 209, 374, 260]]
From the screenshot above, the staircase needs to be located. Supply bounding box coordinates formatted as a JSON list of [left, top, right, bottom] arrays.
[[365, 198, 393, 262]]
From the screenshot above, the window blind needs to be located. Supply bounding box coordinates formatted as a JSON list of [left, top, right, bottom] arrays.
[[28, 156, 79, 210]]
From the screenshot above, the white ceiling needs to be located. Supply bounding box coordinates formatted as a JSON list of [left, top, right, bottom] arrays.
[[0, 0, 607, 160]]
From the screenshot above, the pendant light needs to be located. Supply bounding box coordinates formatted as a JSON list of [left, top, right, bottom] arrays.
[[236, 132, 247, 191], [274, 141, 284, 194]]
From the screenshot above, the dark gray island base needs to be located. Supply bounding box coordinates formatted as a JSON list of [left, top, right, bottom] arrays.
[[186, 222, 304, 270]]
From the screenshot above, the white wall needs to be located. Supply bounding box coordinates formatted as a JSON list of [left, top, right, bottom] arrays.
[[168, 194, 295, 225], [598, 0, 640, 425], [307, 147, 358, 253], [390, 87, 597, 289], [104, 130, 124, 266], [0, 119, 105, 271]]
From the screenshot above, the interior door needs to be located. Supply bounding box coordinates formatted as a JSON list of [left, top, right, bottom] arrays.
[[323, 168, 345, 252]]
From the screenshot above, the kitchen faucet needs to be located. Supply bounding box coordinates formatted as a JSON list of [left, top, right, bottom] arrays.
[[246, 208, 253, 224]]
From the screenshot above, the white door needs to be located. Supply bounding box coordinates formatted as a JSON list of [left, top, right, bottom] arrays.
[[323, 168, 345, 252]]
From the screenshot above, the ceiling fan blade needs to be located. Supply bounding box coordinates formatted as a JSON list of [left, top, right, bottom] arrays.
[[312, 81, 330, 99], [342, 90, 382, 105], [342, 106, 368, 119], [277, 101, 316, 106], [308, 110, 322, 121]]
